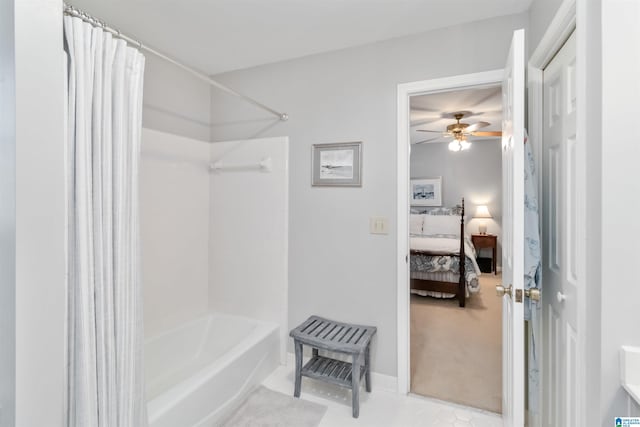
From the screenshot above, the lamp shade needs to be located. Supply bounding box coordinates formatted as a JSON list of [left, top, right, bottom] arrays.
[[474, 205, 492, 219]]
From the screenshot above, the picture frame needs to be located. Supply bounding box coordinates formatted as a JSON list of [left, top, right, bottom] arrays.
[[410, 177, 442, 206], [311, 142, 362, 187]]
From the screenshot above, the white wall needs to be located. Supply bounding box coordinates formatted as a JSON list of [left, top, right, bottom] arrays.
[[0, 0, 16, 424], [600, 0, 640, 420], [210, 13, 527, 376], [208, 137, 289, 361], [140, 128, 211, 337], [575, 0, 606, 421], [143, 55, 212, 142], [410, 139, 502, 263], [14, 0, 66, 426]]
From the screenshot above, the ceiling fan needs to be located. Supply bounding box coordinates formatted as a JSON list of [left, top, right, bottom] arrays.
[[415, 111, 502, 151]]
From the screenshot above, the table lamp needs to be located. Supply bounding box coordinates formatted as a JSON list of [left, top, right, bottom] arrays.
[[474, 205, 492, 235]]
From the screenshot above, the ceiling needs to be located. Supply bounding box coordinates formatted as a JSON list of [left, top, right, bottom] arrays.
[[410, 85, 502, 145], [66, 0, 532, 75]]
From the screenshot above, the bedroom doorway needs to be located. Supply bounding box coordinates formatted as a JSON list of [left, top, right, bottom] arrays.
[[398, 18, 586, 424], [407, 85, 504, 413]]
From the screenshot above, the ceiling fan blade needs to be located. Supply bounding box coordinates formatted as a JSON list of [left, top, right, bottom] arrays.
[[416, 129, 444, 133], [465, 121, 490, 132], [471, 131, 502, 137]]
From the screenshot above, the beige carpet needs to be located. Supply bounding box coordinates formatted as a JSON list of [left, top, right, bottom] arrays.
[[410, 273, 502, 413]]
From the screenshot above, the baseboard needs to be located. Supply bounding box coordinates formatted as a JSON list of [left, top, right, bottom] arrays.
[[285, 352, 398, 393], [370, 371, 398, 393]]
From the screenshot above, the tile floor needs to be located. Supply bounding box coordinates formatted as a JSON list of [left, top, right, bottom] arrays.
[[262, 364, 502, 427]]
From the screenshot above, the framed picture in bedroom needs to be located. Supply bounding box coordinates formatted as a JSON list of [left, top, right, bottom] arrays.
[[410, 177, 442, 206], [311, 142, 362, 187]]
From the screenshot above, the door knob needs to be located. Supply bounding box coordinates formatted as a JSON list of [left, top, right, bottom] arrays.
[[556, 291, 566, 303], [525, 288, 541, 302], [496, 284, 512, 297]]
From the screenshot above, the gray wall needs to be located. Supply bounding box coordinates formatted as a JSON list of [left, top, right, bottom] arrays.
[[0, 0, 16, 425], [410, 140, 502, 264], [528, 0, 564, 50], [210, 12, 528, 376], [15, 0, 66, 425], [143, 54, 212, 141]]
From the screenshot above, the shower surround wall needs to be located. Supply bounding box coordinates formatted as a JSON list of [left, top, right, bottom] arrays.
[[208, 137, 290, 361], [140, 129, 211, 337], [140, 130, 289, 359]]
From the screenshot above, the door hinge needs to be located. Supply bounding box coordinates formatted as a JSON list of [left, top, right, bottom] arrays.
[[405, 254, 408, 263], [515, 288, 523, 303]]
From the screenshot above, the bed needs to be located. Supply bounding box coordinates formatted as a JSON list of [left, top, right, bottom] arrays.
[[409, 199, 482, 307]]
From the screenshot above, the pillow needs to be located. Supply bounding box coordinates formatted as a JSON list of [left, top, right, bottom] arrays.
[[422, 214, 461, 236], [427, 207, 452, 215], [410, 214, 424, 234]]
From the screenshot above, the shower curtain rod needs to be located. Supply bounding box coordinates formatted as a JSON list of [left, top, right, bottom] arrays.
[[63, 4, 289, 122]]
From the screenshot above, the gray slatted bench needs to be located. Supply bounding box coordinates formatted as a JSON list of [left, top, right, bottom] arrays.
[[289, 315, 377, 418]]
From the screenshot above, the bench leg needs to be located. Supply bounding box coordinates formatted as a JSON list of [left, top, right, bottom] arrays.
[[351, 354, 360, 418], [312, 348, 318, 357], [294, 341, 303, 398], [364, 346, 371, 393]]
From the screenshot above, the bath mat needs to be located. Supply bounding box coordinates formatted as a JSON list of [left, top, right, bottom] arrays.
[[223, 386, 327, 427]]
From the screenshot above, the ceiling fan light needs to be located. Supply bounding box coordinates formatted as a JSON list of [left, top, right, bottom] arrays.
[[448, 140, 461, 152], [460, 140, 471, 150]]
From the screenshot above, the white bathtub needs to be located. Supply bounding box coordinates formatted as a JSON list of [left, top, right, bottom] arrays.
[[145, 312, 280, 427]]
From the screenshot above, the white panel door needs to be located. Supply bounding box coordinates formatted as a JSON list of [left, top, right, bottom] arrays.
[[542, 31, 579, 427], [501, 29, 526, 427]]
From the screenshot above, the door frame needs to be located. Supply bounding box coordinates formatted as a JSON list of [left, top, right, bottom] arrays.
[[395, 0, 587, 421], [396, 69, 504, 394], [528, 0, 585, 426]]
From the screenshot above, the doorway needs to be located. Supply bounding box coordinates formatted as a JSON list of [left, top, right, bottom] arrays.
[[396, 69, 504, 394], [396, 30, 529, 422], [397, 14, 586, 424], [407, 86, 504, 412]]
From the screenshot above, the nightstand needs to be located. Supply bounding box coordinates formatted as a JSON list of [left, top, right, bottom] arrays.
[[471, 234, 497, 275]]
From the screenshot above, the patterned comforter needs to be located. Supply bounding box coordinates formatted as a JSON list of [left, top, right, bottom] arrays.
[[410, 253, 480, 292], [410, 234, 482, 294]]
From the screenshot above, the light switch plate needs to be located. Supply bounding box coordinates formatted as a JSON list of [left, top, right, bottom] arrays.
[[369, 217, 389, 234]]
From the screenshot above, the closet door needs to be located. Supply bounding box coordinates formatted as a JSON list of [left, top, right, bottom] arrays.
[[541, 31, 579, 427]]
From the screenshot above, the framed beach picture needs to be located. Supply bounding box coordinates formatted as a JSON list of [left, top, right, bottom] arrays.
[[311, 142, 362, 186], [410, 177, 442, 206]]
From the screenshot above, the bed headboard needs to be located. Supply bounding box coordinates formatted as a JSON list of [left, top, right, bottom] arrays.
[[411, 198, 466, 242], [411, 198, 464, 217]]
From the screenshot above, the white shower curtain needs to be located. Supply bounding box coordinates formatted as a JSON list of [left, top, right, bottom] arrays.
[[64, 16, 147, 427]]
